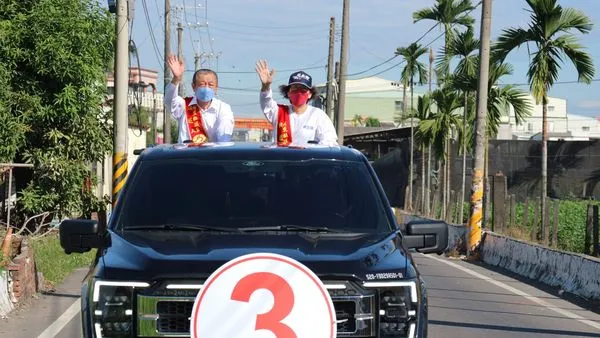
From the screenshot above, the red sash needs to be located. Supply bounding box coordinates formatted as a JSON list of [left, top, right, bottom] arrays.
[[276, 104, 292, 146], [184, 97, 209, 144]]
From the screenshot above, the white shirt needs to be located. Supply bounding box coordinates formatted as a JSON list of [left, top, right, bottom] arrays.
[[259, 89, 338, 146], [164, 83, 235, 143]]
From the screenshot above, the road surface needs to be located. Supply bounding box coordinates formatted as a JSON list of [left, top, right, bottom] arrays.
[[1, 254, 599, 337]]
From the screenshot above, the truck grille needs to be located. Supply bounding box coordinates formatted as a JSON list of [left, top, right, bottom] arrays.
[[137, 280, 378, 337], [156, 301, 193, 333]]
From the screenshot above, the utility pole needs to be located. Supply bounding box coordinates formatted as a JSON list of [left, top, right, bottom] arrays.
[[336, 0, 349, 145], [468, 0, 492, 256], [194, 54, 200, 71], [151, 84, 157, 143], [177, 22, 184, 97], [326, 17, 336, 121], [163, 0, 171, 144], [112, 0, 129, 207], [333, 61, 341, 129]]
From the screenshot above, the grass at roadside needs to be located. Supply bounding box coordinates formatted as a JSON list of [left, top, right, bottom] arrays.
[[30, 231, 95, 288]]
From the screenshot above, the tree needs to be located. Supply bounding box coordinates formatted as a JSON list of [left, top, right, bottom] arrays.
[[445, 27, 479, 223], [418, 88, 463, 218], [0, 0, 114, 220], [407, 95, 433, 211], [494, 0, 595, 244], [413, 0, 475, 83], [395, 42, 428, 211]]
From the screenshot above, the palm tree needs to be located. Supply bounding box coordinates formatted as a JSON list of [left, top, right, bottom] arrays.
[[413, 0, 475, 84], [408, 95, 434, 212], [395, 42, 428, 211], [419, 88, 462, 218], [494, 0, 595, 243], [445, 26, 479, 224]]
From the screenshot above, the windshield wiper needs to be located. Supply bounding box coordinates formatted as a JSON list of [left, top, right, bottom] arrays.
[[237, 225, 345, 233], [123, 224, 239, 232]]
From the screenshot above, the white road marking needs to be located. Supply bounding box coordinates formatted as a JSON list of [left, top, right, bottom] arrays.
[[423, 254, 600, 331], [37, 298, 81, 338]]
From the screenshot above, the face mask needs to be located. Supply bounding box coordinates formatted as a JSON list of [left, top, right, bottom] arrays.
[[289, 91, 310, 107], [195, 86, 215, 102]]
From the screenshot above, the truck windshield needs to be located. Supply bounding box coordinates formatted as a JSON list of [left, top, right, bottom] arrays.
[[115, 159, 393, 233]]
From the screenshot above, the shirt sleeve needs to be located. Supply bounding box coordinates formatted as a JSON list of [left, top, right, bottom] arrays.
[[216, 102, 235, 142], [259, 88, 279, 126], [164, 82, 185, 120], [315, 110, 339, 146]]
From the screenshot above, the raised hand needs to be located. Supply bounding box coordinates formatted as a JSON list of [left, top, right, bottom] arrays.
[[255, 59, 275, 90], [167, 54, 184, 81]]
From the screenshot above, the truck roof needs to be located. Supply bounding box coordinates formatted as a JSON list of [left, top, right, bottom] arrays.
[[136, 142, 367, 162]]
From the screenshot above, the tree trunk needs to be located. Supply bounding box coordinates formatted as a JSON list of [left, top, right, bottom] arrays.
[[446, 138, 452, 222], [460, 91, 468, 224], [426, 144, 432, 216], [421, 144, 426, 215], [541, 97, 548, 245], [402, 85, 407, 126], [409, 76, 414, 211], [439, 158, 445, 219]]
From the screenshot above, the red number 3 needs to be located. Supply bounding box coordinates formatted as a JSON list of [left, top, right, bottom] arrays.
[[231, 272, 297, 338]]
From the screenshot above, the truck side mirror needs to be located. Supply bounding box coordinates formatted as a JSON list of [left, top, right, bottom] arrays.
[[59, 219, 111, 254], [402, 220, 448, 254]]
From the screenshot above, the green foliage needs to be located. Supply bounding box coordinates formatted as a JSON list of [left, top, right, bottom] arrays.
[[494, 0, 594, 105], [502, 199, 593, 254], [364, 117, 381, 127], [31, 233, 95, 287], [0, 0, 115, 218]]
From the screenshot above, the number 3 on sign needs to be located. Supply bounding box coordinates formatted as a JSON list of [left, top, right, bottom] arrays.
[[231, 272, 297, 338], [190, 253, 337, 338]]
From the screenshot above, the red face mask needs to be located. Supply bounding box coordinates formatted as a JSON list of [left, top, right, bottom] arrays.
[[288, 90, 310, 107]]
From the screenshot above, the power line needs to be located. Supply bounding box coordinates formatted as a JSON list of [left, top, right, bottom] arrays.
[[205, 18, 327, 30], [183, 0, 198, 55], [184, 64, 326, 74], [505, 78, 600, 86], [153, 0, 164, 32], [207, 33, 327, 44], [346, 23, 439, 77], [141, 0, 163, 67], [209, 25, 327, 37], [349, 2, 482, 81]]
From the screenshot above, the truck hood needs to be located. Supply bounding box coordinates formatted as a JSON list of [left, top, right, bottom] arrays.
[[97, 230, 415, 282]]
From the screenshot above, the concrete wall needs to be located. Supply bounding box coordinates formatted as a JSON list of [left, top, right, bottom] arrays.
[[0, 270, 13, 317], [481, 232, 600, 301]]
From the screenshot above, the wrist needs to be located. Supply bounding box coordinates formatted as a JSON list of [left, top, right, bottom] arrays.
[[261, 83, 271, 92], [171, 76, 181, 85]]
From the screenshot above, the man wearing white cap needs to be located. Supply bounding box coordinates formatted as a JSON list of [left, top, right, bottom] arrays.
[[256, 60, 338, 147]]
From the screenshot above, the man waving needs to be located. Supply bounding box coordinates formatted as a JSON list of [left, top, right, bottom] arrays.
[[164, 54, 235, 144]]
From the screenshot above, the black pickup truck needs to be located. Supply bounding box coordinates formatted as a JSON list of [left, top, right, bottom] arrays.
[[60, 142, 447, 338]]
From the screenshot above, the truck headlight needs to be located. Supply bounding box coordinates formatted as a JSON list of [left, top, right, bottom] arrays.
[[92, 280, 149, 338], [364, 281, 418, 338]]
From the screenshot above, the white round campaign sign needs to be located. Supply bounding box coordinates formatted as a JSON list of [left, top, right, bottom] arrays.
[[190, 253, 337, 338]]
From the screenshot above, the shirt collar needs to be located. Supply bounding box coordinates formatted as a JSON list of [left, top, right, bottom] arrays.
[[189, 96, 218, 112]]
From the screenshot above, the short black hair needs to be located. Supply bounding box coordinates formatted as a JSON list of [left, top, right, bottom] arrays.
[[279, 84, 318, 100], [192, 69, 218, 85]]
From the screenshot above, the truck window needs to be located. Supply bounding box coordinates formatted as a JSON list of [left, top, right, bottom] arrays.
[[115, 159, 393, 233]]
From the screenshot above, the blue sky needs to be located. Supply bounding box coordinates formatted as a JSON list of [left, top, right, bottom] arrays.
[[124, 0, 600, 118]]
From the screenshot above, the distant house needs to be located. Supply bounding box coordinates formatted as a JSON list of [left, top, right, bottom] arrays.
[[315, 77, 421, 125], [496, 94, 600, 140]]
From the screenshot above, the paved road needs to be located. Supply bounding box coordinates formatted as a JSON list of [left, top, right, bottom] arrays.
[[1, 254, 600, 337]]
